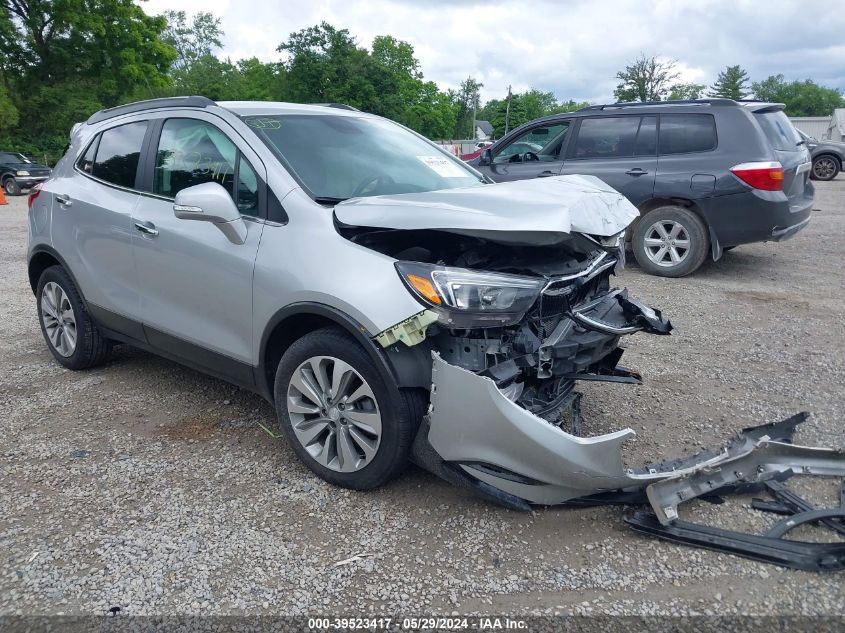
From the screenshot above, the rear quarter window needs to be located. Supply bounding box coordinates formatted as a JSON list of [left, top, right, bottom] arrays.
[[91, 121, 148, 189], [658, 114, 717, 155], [754, 110, 801, 151]]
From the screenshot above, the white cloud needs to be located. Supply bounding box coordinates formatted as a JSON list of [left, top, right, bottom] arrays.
[[140, 0, 845, 103]]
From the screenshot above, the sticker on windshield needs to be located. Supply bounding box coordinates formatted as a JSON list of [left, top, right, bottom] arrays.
[[416, 155, 467, 178]]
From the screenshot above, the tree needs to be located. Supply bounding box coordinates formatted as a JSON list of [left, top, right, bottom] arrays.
[[0, 0, 175, 157], [449, 76, 483, 138], [751, 74, 844, 116], [668, 82, 705, 100], [613, 54, 680, 102], [162, 11, 223, 71], [709, 65, 750, 100]]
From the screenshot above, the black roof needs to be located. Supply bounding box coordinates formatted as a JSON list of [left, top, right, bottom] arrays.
[[476, 120, 494, 135]]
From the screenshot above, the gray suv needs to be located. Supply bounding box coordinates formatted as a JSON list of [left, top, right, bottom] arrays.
[[28, 96, 693, 507], [469, 100, 814, 277]]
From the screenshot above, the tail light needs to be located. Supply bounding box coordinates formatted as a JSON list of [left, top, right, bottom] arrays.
[[730, 161, 784, 191], [27, 183, 43, 210]]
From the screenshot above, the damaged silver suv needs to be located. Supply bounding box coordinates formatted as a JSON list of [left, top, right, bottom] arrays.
[[30, 97, 678, 503]]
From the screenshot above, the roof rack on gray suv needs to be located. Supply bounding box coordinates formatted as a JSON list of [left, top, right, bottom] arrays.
[[580, 99, 738, 111], [86, 96, 216, 125]]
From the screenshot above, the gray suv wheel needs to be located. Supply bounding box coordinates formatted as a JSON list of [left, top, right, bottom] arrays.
[[632, 206, 709, 277]]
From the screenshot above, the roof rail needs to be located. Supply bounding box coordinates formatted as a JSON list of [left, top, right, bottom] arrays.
[[579, 98, 738, 111], [87, 96, 216, 125], [316, 103, 359, 111]]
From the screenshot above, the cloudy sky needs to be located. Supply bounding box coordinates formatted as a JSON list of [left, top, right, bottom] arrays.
[[140, 0, 845, 104]]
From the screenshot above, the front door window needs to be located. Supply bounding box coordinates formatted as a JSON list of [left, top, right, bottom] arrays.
[[493, 122, 570, 164]]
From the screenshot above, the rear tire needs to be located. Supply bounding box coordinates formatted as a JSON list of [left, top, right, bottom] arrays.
[[632, 205, 709, 277], [274, 326, 425, 490], [3, 177, 21, 196], [811, 155, 839, 181], [36, 266, 112, 369]]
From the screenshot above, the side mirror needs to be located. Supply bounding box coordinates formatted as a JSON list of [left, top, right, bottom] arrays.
[[479, 148, 492, 166], [173, 182, 247, 245]]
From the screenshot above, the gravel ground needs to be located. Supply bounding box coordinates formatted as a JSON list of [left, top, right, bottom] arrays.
[[1, 182, 844, 617]]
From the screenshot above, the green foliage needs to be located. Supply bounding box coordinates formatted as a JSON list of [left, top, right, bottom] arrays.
[[668, 82, 705, 100], [480, 91, 591, 138], [751, 74, 844, 116], [0, 81, 17, 130], [162, 11, 223, 71], [1, 0, 175, 157], [614, 55, 680, 102], [709, 65, 750, 100]]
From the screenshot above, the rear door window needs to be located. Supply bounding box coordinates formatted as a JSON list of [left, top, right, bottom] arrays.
[[754, 110, 801, 151], [634, 116, 657, 156], [658, 114, 716, 155], [572, 117, 640, 159], [91, 121, 148, 188]]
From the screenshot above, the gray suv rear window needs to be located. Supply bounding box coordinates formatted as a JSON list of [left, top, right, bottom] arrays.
[[92, 121, 148, 189], [754, 110, 801, 152], [658, 114, 716, 155]]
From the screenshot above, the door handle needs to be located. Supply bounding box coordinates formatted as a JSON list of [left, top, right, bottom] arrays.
[[625, 168, 648, 176], [134, 221, 159, 237], [538, 170, 557, 178], [56, 194, 72, 207]]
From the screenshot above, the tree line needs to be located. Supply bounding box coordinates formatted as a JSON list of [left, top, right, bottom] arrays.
[[1, 2, 842, 163]]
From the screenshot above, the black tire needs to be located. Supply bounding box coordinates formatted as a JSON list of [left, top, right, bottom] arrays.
[[811, 155, 840, 181], [632, 205, 709, 278], [273, 326, 425, 490], [3, 177, 21, 196], [36, 266, 112, 369]]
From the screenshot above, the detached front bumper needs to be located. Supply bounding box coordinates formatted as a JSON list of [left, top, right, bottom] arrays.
[[416, 355, 845, 509]]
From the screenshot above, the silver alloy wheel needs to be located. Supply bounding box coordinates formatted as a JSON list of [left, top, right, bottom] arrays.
[[813, 157, 837, 180], [286, 355, 382, 473], [41, 281, 77, 357], [643, 220, 691, 268]]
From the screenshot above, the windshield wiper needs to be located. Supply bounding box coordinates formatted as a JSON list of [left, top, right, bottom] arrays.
[[314, 196, 348, 206]]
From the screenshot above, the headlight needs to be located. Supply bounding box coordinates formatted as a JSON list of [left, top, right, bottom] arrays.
[[16, 170, 30, 176], [396, 261, 543, 328]]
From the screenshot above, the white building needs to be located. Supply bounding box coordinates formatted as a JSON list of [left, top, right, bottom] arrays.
[[790, 109, 845, 141], [790, 117, 832, 140], [826, 109, 845, 142]]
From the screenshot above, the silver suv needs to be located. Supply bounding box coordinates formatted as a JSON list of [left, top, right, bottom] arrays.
[[27, 97, 676, 507]]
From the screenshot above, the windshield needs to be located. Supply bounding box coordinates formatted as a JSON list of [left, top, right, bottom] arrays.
[[243, 114, 483, 201]]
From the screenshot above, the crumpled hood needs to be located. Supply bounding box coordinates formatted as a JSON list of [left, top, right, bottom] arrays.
[[334, 174, 639, 245]]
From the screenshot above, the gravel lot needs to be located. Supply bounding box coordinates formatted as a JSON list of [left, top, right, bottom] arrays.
[[1, 181, 844, 617]]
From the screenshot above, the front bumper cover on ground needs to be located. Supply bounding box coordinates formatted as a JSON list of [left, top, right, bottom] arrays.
[[413, 354, 845, 520]]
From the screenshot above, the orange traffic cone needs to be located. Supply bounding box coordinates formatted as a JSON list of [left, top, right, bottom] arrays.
[[0, 184, 7, 205]]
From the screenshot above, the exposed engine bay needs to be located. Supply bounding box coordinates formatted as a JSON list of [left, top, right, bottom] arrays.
[[340, 224, 671, 419]]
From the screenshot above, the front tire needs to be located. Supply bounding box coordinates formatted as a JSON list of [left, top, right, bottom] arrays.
[[274, 327, 423, 490], [811, 155, 840, 181], [3, 177, 21, 196], [632, 205, 709, 277], [36, 266, 112, 369]]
